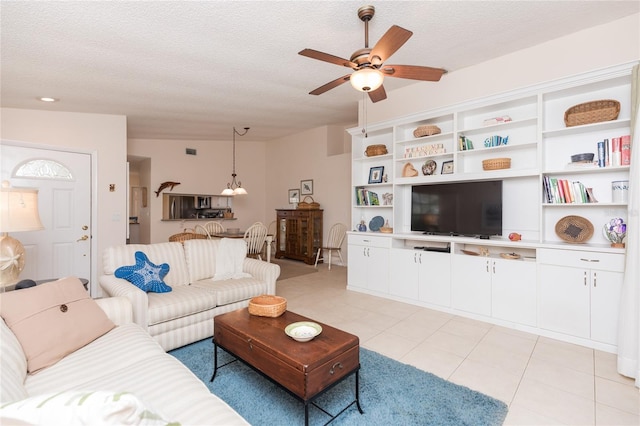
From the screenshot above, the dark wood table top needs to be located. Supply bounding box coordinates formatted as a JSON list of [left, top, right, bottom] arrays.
[[215, 308, 359, 372]]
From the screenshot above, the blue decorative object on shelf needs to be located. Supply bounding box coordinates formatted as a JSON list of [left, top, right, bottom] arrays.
[[369, 216, 384, 232]]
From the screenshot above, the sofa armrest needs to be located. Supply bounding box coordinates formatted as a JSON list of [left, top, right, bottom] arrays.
[[242, 258, 280, 294], [94, 297, 133, 326], [98, 275, 149, 329]]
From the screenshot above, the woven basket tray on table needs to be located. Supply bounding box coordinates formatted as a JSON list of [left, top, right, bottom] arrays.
[[564, 99, 620, 127], [413, 125, 441, 138], [297, 196, 320, 210], [248, 295, 287, 317]]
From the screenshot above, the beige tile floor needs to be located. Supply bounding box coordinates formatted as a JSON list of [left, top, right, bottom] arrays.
[[275, 260, 640, 425]]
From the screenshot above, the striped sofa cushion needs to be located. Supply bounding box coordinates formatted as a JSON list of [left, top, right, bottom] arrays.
[[102, 243, 190, 287], [146, 285, 217, 326], [183, 239, 219, 282], [191, 277, 267, 306], [0, 319, 28, 403]]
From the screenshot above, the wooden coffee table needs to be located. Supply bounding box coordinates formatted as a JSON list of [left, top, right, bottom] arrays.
[[211, 308, 363, 425]]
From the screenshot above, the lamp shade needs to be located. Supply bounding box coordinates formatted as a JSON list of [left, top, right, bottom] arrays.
[[0, 182, 44, 233], [350, 68, 384, 92]]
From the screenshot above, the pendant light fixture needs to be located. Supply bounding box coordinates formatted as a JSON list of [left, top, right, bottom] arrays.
[[221, 126, 250, 196]]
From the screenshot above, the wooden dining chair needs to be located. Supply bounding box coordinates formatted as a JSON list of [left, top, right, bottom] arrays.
[[314, 223, 347, 270], [244, 222, 268, 261]]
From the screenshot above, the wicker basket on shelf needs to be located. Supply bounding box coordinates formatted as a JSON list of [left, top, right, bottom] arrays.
[[564, 99, 620, 127], [248, 295, 287, 317], [413, 125, 441, 138], [169, 229, 207, 244], [365, 144, 388, 157], [482, 158, 511, 171], [297, 196, 320, 210]]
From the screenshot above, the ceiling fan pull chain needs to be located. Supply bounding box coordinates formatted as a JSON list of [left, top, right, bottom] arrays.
[[361, 92, 368, 138]]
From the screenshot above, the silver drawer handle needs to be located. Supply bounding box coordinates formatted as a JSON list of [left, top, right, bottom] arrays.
[[330, 362, 343, 375], [580, 258, 600, 262]]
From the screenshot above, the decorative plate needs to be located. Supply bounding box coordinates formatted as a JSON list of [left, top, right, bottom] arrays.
[[422, 160, 437, 175], [369, 216, 384, 232], [555, 215, 594, 243], [500, 252, 521, 260], [461, 250, 479, 256], [285, 321, 322, 342]]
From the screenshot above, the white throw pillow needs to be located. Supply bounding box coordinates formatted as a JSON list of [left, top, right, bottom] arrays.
[[0, 390, 178, 426]]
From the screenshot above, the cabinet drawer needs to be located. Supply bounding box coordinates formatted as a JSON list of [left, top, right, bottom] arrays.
[[538, 249, 625, 272], [348, 234, 391, 248]]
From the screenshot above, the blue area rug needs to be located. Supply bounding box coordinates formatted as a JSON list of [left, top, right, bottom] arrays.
[[170, 338, 508, 425]]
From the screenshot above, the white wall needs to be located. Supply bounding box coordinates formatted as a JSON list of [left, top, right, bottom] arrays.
[[0, 108, 127, 294], [364, 14, 640, 125]]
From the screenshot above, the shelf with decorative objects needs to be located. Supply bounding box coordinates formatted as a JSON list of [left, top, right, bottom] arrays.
[[346, 61, 636, 354]]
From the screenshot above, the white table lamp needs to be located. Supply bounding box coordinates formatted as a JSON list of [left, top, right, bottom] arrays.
[[0, 180, 44, 287]]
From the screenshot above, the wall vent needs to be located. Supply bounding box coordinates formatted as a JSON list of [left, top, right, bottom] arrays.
[[186, 148, 197, 155]]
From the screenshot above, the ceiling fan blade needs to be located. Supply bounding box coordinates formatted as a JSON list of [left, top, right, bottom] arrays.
[[308, 75, 351, 95], [298, 49, 357, 69], [368, 85, 387, 103], [381, 65, 447, 82], [369, 25, 412, 65]]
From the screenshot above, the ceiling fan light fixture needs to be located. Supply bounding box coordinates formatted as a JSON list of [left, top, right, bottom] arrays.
[[350, 68, 384, 92]]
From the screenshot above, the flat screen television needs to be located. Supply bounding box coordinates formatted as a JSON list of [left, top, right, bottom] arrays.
[[411, 180, 503, 238]]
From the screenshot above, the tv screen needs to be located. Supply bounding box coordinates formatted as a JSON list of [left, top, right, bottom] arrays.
[[411, 181, 502, 237]]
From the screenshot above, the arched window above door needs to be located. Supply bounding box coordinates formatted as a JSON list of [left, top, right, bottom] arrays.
[[14, 159, 73, 180]]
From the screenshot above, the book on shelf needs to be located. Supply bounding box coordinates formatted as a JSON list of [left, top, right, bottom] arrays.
[[597, 141, 606, 168], [368, 191, 380, 206], [611, 137, 621, 166], [544, 177, 591, 204], [621, 135, 631, 166], [458, 135, 474, 151]]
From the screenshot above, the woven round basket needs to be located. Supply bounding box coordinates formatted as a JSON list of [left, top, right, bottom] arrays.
[[564, 99, 620, 127], [365, 144, 388, 157], [297, 196, 320, 210], [413, 125, 442, 138], [248, 295, 287, 317], [482, 157, 511, 171], [555, 215, 594, 243]]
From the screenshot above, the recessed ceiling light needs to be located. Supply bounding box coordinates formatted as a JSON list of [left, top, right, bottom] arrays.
[[38, 97, 58, 102]]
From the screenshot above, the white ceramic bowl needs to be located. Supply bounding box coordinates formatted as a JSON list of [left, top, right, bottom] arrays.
[[285, 321, 322, 342]]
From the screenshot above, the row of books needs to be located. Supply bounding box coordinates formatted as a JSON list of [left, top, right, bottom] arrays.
[[458, 135, 474, 151], [597, 135, 631, 167], [355, 187, 380, 206], [543, 176, 597, 204]]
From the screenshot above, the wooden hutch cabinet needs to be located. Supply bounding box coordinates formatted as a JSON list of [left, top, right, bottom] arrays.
[[275, 209, 323, 265]]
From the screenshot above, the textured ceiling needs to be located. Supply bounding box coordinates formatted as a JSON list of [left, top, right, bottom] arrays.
[[1, 1, 638, 141]]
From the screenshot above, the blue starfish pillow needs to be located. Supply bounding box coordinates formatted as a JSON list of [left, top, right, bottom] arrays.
[[114, 251, 172, 293]]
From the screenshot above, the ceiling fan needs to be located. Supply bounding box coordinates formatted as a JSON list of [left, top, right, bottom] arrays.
[[299, 5, 447, 103]]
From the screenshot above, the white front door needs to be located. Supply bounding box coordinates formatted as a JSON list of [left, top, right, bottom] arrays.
[[1, 144, 92, 290]]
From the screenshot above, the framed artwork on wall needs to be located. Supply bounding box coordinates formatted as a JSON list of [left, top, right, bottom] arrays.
[[301, 179, 313, 195], [368, 166, 384, 184], [288, 188, 300, 204]]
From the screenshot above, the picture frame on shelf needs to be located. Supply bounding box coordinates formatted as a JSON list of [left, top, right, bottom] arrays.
[[288, 188, 300, 204], [368, 166, 384, 184], [441, 160, 454, 174], [300, 179, 313, 195]]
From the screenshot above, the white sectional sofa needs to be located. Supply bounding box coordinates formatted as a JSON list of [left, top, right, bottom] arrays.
[[0, 291, 248, 425], [99, 239, 280, 351]]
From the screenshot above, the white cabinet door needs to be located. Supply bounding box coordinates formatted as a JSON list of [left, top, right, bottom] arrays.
[[590, 269, 623, 345], [538, 264, 590, 338], [419, 251, 451, 307], [347, 243, 369, 290], [451, 255, 491, 316], [390, 249, 420, 299], [367, 246, 390, 294], [492, 259, 537, 326]]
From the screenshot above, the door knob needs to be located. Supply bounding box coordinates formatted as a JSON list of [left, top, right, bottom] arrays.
[[77, 235, 89, 242], [82, 225, 88, 230]]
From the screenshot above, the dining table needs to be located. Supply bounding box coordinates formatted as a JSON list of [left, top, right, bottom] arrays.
[[210, 232, 274, 263]]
